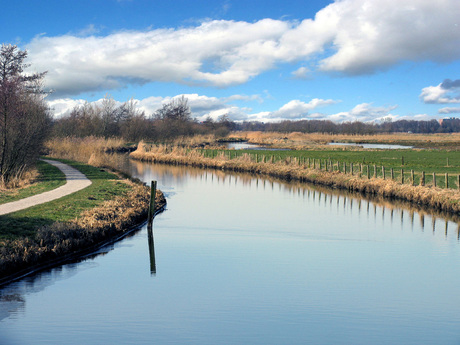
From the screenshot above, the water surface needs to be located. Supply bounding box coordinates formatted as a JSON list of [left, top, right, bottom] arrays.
[[1, 160, 460, 344]]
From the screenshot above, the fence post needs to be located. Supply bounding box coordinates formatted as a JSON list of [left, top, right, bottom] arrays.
[[382, 166, 385, 179], [401, 169, 404, 184], [421, 171, 425, 186], [446, 173, 449, 188], [374, 165, 377, 178], [411, 170, 415, 186], [367, 165, 370, 179], [390, 168, 394, 180], [458, 174, 460, 190], [351, 163, 354, 175], [433, 173, 436, 187]]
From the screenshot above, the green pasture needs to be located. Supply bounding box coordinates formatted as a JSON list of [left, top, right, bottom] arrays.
[[0, 159, 130, 240], [201, 148, 460, 189]]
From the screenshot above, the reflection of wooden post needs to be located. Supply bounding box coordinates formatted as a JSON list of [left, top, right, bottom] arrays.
[[148, 180, 157, 228], [148, 225, 156, 275]]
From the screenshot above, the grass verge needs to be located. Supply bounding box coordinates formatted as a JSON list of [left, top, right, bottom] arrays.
[[0, 158, 166, 285]]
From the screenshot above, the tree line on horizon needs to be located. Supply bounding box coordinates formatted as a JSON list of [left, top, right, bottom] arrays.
[[51, 96, 460, 141]]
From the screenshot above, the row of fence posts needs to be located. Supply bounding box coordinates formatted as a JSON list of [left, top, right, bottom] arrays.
[[203, 150, 459, 189]]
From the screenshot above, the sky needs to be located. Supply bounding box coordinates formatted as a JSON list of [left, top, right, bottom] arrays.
[[2, 0, 460, 123]]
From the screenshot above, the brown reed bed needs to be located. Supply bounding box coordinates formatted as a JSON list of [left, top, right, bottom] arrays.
[[0, 182, 166, 285], [130, 142, 460, 215], [228, 131, 460, 150]]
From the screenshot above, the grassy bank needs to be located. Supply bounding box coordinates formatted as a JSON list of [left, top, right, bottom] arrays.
[[0, 160, 66, 205], [131, 143, 460, 215], [0, 158, 166, 284]]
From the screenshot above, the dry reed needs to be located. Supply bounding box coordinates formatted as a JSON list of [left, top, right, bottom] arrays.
[[45, 136, 126, 170], [229, 131, 460, 150]]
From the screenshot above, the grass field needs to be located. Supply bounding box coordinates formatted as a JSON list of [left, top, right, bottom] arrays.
[[0, 159, 131, 240], [199, 148, 460, 188]]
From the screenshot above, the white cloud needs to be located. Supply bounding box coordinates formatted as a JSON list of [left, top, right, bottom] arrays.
[[420, 79, 460, 104], [326, 103, 398, 122], [27, 0, 460, 96], [438, 107, 460, 114], [291, 67, 311, 79], [267, 98, 338, 120]]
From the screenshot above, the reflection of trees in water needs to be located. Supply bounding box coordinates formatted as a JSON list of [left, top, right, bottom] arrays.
[[133, 160, 460, 239]]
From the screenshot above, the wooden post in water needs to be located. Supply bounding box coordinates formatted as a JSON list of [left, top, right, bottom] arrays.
[[147, 180, 157, 229]]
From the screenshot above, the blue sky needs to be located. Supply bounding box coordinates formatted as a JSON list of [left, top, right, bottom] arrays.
[[2, 0, 460, 122]]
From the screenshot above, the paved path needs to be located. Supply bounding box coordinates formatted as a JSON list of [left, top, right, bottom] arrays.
[[0, 159, 92, 216]]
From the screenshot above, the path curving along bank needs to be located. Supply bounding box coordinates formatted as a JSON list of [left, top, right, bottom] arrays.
[[0, 159, 92, 215]]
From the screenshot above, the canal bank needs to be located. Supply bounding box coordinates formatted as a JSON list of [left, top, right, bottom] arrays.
[[130, 144, 460, 216], [0, 159, 166, 286]]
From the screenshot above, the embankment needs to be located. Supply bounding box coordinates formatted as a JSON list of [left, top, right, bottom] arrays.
[[130, 144, 460, 215], [0, 179, 166, 286]]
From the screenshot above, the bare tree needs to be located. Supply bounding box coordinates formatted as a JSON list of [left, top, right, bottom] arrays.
[[0, 44, 51, 185]]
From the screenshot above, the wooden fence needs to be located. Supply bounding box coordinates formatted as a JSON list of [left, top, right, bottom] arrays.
[[200, 149, 460, 190]]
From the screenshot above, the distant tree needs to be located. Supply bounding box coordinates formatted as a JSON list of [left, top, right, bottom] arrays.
[[153, 96, 195, 140], [0, 44, 51, 185]]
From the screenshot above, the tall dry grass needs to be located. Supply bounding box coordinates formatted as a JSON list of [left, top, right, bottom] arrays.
[[131, 143, 460, 215], [0, 168, 39, 190], [229, 131, 460, 149], [46, 136, 127, 171]]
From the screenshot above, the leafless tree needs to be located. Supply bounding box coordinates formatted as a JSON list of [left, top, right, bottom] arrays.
[[0, 44, 51, 185]]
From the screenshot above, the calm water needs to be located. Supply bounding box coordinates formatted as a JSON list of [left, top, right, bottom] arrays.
[[1, 160, 460, 344]]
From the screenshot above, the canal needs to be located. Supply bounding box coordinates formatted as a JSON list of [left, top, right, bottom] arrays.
[[1, 159, 460, 344]]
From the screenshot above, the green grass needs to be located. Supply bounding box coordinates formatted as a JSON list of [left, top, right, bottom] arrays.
[[0, 159, 131, 240], [0, 160, 66, 205]]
